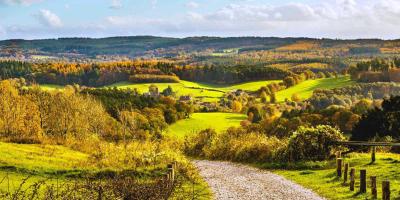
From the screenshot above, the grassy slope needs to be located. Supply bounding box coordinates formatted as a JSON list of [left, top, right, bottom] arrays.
[[105, 80, 281, 102], [276, 76, 354, 102], [167, 112, 246, 138], [34, 77, 353, 103], [179, 80, 281, 92], [0, 142, 90, 192], [274, 153, 400, 200], [0, 142, 213, 199]]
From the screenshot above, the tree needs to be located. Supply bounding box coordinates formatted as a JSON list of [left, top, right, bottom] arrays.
[[247, 106, 262, 123], [351, 96, 400, 141], [0, 80, 41, 142], [162, 85, 174, 96], [260, 91, 268, 103], [283, 76, 296, 87], [291, 93, 301, 102], [232, 100, 243, 113], [148, 84, 159, 95], [270, 92, 277, 103], [287, 125, 345, 161]]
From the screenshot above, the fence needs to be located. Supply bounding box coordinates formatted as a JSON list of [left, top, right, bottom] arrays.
[[333, 141, 400, 200], [0, 162, 178, 200]]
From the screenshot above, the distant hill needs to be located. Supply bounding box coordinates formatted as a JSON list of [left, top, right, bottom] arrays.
[[1, 36, 397, 59]]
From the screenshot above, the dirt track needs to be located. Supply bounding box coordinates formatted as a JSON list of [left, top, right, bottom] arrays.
[[194, 160, 325, 200]]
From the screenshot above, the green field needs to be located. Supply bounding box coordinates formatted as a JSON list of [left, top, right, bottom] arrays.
[[274, 153, 400, 199], [107, 81, 224, 101], [32, 77, 353, 103], [0, 142, 91, 192], [276, 76, 354, 102], [179, 80, 281, 92], [106, 79, 280, 101], [167, 112, 247, 138]]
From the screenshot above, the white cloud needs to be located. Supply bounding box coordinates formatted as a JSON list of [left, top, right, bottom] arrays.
[[5, 0, 400, 40], [109, 0, 122, 9], [0, 0, 43, 6], [150, 0, 157, 8], [34, 9, 63, 28], [185, 1, 199, 9]]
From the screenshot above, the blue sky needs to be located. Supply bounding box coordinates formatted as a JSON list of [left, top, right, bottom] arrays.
[[1, 0, 400, 40]]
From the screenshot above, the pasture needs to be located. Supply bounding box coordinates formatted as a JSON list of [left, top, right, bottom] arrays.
[[106, 79, 281, 101], [0, 142, 90, 192], [275, 76, 354, 102], [274, 153, 400, 199], [167, 112, 247, 138]]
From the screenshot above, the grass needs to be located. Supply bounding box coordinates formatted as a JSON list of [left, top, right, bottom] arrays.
[[106, 79, 281, 101], [180, 80, 281, 92], [274, 153, 400, 200], [0, 142, 91, 192], [167, 112, 247, 138], [107, 81, 224, 100], [0, 142, 212, 197], [276, 76, 354, 102]]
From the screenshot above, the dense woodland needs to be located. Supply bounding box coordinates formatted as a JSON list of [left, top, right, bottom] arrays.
[[0, 60, 294, 86]]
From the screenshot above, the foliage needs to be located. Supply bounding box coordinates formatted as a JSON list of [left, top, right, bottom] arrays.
[[184, 127, 287, 163], [352, 96, 400, 141], [286, 125, 345, 161], [129, 74, 180, 83]]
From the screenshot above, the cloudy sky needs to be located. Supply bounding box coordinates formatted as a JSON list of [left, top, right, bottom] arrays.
[[1, 0, 400, 40]]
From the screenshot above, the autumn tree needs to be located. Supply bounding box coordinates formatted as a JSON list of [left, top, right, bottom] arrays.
[[232, 100, 243, 113]]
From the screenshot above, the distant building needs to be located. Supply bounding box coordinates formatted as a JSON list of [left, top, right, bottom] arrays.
[[200, 102, 217, 111], [179, 95, 193, 102]]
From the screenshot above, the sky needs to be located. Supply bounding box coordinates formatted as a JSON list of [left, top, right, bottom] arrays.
[[1, 0, 400, 40]]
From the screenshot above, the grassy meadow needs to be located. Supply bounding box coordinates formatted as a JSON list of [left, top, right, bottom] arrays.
[[274, 153, 400, 200], [106, 79, 281, 101], [32, 77, 354, 103], [275, 76, 354, 102], [0, 142, 91, 192], [167, 112, 247, 138]]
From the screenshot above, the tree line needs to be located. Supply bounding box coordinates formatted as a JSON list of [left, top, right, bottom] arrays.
[[0, 60, 293, 86]]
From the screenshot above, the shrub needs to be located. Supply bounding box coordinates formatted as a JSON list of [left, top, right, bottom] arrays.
[[287, 125, 345, 161], [183, 129, 217, 157], [184, 127, 288, 163]]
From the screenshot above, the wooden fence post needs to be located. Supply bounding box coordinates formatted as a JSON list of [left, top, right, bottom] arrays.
[[167, 163, 175, 183], [360, 169, 367, 193], [336, 151, 342, 158], [344, 163, 349, 183], [371, 146, 376, 163], [98, 186, 103, 200], [370, 176, 377, 199], [382, 180, 390, 200], [350, 168, 355, 191], [337, 158, 343, 177]]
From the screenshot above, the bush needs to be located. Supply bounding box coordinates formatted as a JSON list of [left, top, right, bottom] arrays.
[[287, 125, 345, 161], [184, 127, 287, 163], [183, 129, 216, 157]]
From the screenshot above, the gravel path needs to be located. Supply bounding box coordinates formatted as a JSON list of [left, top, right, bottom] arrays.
[[194, 160, 325, 200]]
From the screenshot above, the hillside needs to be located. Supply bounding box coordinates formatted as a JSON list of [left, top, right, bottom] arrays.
[[167, 112, 246, 138], [1, 36, 398, 60], [275, 76, 354, 102]]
